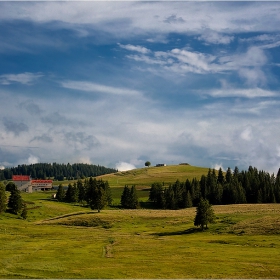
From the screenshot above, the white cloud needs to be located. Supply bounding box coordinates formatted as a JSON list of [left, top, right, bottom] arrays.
[[0, 72, 43, 85], [198, 32, 234, 45], [115, 162, 136, 172], [2, 2, 280, 35], [240, 127, 253, 141], [238, 67, 267, 87], [61, 81, 142, 97], [118, 43, 150, 54], [0, 165, 5, 170], [212, 163, 224, 171], [27, 155, 39, 165], [76, 157, 91, 165], [239, 34, 280, 50], [206, 88, 277, 99]]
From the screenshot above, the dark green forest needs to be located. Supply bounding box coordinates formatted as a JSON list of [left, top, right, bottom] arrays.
[[149, 166, 280, 209], [0, 163, 117, 181]]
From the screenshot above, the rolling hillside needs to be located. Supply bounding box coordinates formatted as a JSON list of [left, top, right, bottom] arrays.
[[96, 164, 210, 188]]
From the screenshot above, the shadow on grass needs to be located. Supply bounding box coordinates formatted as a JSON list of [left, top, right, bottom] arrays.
[[153, 227, 202, 236]]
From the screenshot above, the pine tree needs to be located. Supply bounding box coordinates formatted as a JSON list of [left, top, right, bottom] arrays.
[[104, 181, 113, 206], [149, 182, 165, 208], [121, 185, 130, 208], [194, 198, 215, 230], [121, 185, 139, 209], [56, 184, 65, 202], [77, 179, 86, 202], [225, 167, 232, 184], [21, 203, 28, 220], [164, 186, 176, 209], [8, 188, 23, 214], [6, 182, 16, 192], [130, 185, 139, 209], [185, 190, 193, 208], [217, 168, 224, 185], [87, 179, 109, 212], [65, 183, 79, 203], [0, 183, 7, 214], [90, 183, 107, 212]]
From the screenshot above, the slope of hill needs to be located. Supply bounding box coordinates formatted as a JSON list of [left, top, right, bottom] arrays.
[[97, 164, 210, 187]]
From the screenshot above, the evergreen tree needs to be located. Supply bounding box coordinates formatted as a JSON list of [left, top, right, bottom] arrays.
[[217, 167, 224, 185], [130, 185, 139, 209], [149, 182, 165, 208], [6, 182, 16, 192], [194, 198, 215, 230], [56, 184, 65, 202], [103, 181, 113, 206], [225, 167, 232, 184], [65, 183, 79, 203], [86, 178, 110, 212], [90, 183, 107, 212], [77, 179, 86, 202], [164, 186, 176, 209], [191, 178, 201, 206], [121, 185, 139, 209], [8, 187, 23, 214], [0, 183, 7, 213], [121, 185, 131, 208], [185, 190, 193, 208], [21, 203, 28, 220]]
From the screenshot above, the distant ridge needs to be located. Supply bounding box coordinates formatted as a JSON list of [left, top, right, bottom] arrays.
[[0, 162, 117, 181]]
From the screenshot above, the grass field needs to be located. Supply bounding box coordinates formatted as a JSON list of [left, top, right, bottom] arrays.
[[1, 189, 280, 279], [52, 164, 210, 187]]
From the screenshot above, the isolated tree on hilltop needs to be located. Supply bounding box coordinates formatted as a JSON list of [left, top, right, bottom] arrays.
[[194, 198, 215, 230], [145, 161, 151, 167]]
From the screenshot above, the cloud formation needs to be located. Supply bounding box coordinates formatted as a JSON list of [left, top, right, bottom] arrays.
[[0, 1, 280, 175], [3, 119, 29, 136], [0, 72, 42, 85], [116, 162, 137, 172]]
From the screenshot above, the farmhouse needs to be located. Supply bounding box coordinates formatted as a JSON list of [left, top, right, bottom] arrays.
[[156, 163, 166, 167], [12, 175, 53, 193]]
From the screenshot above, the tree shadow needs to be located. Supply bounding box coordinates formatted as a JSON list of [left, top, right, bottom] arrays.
[[152, 227, 202, 236]]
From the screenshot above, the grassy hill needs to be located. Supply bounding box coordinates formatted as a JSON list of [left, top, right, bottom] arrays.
[[1, 190, 280, 278], [96, 164, 210, 187], [2, 165, 280, 278]]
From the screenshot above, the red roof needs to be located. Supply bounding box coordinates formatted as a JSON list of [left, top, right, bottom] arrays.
[[32, 180, 52, 183], [12, 175, 31, 181]]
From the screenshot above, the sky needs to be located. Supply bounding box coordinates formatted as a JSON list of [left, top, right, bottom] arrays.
[[0, 1, 280, 173]]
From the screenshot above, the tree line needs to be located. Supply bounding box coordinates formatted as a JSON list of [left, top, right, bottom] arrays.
[[0, 163, 117, 181], [149, 166, 280, 209], [57, 180, 140, 210], [56, 178, 113, 212]]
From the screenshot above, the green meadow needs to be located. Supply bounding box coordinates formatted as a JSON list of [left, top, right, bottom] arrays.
[[1, 165, 280, 278], [52, 164, 210, 187]]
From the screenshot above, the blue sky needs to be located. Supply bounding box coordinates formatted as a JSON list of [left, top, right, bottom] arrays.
[[0, 1, 280, 173]]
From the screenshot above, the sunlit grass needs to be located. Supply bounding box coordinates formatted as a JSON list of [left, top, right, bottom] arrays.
[[1, 191, 280, 278]]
